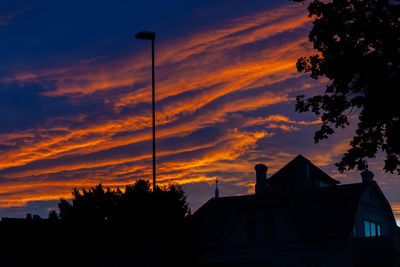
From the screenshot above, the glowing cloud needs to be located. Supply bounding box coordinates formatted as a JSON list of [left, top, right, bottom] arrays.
[[1, 2, 398, 222]]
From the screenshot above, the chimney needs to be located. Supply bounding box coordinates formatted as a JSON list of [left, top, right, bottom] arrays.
[[255, 164, 268, 194], [361, 170, 374, 183]]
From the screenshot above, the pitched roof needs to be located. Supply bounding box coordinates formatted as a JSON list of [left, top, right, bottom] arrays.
[[268, 154, 340, 185], [194, 183, 371, 244], [286, 182, 369, 239], [194, 193, 282, 245], [193, 155, 377, 245]]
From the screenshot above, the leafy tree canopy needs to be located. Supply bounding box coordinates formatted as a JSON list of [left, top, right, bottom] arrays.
[[58, 180, 190, 223], [293, 0, 400, 174], [55, 180, 196, 266]]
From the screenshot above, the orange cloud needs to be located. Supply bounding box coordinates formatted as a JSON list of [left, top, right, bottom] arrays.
[[0, 3, 328, 211], [391, 203, 400, 222], [4, 4, 309, 99]]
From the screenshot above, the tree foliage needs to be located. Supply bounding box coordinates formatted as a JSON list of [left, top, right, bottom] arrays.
[[55, 180, 197, 266], [293, 0, 400, 174]]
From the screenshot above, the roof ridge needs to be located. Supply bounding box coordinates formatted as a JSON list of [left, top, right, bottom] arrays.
[[268, 154, 340, 185]]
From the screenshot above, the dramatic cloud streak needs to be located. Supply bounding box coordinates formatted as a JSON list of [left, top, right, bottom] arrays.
[[0, 2, 399, 219]]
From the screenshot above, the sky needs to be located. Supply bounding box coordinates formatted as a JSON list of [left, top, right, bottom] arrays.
[[0, 0, 399, 222]]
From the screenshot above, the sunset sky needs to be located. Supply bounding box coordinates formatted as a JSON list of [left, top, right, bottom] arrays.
[[1, 0, 399, 221]]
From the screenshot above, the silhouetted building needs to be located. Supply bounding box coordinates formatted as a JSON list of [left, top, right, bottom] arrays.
[[195, 155, 400, 266]]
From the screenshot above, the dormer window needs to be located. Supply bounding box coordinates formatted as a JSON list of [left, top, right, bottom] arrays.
[[315, 180, 330, 188], [319, 181, 329, 187], [364, 219, 382, 237]]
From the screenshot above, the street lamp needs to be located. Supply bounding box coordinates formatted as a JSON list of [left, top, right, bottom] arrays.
[[135, 31, 156, 191]]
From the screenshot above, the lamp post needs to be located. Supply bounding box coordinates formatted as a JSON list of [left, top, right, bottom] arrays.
[[135, 31, 156, 192]]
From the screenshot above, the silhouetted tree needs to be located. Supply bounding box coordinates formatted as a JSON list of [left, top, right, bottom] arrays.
[[58, 184, 121, 224], [57, 180, 197, 266], [48, 210, 59, 221], [292, 0, 400, 174]]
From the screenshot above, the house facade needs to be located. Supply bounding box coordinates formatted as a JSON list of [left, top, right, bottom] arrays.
[[194, 155, 400, 266]]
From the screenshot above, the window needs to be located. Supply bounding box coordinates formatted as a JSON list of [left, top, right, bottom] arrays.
[[317, 180, 330, 188], [363, 220, 382, 237], [370, 222, 376, 236], [364, 221, 370, 237]]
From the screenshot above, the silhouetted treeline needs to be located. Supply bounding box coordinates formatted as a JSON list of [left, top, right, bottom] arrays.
[[0, 180, 199, 267]]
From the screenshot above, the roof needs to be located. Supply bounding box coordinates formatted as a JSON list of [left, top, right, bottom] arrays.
[[195, 193, 282, 244], [268, 154, 340, 185], [286, 182, 370, 239], [194, 183, 372, 244], [194, 155, 376, 245]]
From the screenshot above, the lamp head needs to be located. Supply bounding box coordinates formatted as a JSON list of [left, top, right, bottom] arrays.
[[135, 31, 156, 40]]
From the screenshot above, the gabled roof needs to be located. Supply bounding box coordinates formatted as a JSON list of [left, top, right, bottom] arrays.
[[286, 182, 370, 240], [194, 182, 372, 244], [193, 155, 384, 245], [268, 154, 340, 185], [194, 193, 282, 245]]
